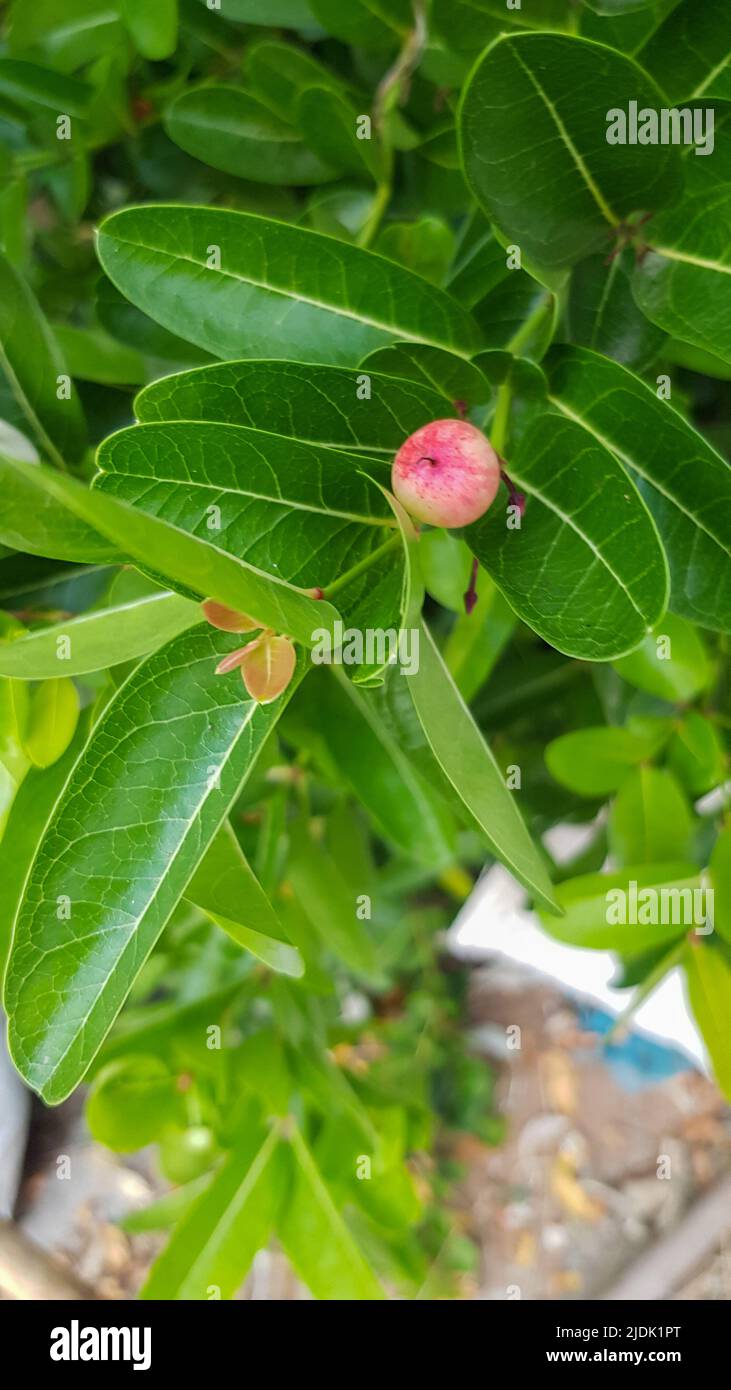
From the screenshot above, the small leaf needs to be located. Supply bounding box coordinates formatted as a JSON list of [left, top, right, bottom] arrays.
[[667, 712, 726, 795], [684, 939, 731, 1100], [539, 862, 701, 953], [121, 0, 178, 60], [546, 727, 664, 798], [241, 634, 297, 704], [202, 600, 260, 634], [278, 1124, 386, 1301], [613, 614, 712, 701], [0, 590, 200, 678], [22, 677, 79, 769], [86, 1056, 181, 1151], [609, 767, 694, 865], [141, 1122, 288, 1300], [165, 85, 338, 185], [408, 617, 559, 913]]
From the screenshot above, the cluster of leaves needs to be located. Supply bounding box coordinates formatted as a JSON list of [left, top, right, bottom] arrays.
[[0, 0, 729, 1298]]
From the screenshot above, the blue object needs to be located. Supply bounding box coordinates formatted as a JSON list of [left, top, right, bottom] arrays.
[[575, 1005, 696, 1092]]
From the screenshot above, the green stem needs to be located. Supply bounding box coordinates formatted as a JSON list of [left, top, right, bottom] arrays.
[[323, 533, 402, 599], [357, 0, 428, 249], [506, 295, 551, 356], [490, 381, 512, 456], [357, 181, 391, 249]]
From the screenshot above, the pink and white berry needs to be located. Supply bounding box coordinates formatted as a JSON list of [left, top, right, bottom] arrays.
[[391, 418, 501, 528]]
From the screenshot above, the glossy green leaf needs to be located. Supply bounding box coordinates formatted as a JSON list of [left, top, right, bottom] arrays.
[[186, 820, 303, 977], [95, 418, 407, 648], [408, 617, 559, 912], [297, 86, 383, 180], [278, 1124, 385, 1301], [638, 0, 731, 102], [142, 1121, 288, 1300], [0, 452, 119, 563], [96, 205, 483, 365], [710, 828, 731, 945], [458, 33, 681, 271], [165, 86, 338, 184], [609, 766, 694, 864], [667, 712, 726, 795], [0, 251, 86, 464], [632, 190, 731, 366], [375, 217, 455, 286], [53, 323, 147, 387], [308, 0, 403, 48], [0, 675, 29, 841], [613, 613, 712, 701], [8, 0, 125, 71], [122, 0, 178, 59], [547, 345, 731, 633], [0, 590, 200, 677], [246, 38, 352, 123], [5, 626, 304, 1103], [432, 0, 569, 54], [443, 578, 516, 701], [86, 1056, 181, 1151], [22, 677, 79, 769], [209, 0, 316, 24], [546, 727, 663, 797], [0, 454, 337, 648], [359, 342, 494, 414], [566, 251, 665, 372], [684, 940, 731, 1099], [0, 58, 91, 114], [540, 862, 701, 953], [0, 718, 88, 975], [135, 359, 446, 453], [466, 410, 669, 660]]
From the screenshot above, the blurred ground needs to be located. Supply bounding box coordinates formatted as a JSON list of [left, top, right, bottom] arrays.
[[3, 958, 731, 1300]]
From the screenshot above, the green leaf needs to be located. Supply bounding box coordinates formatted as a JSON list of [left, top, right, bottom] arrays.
[[0, 58, 91, 115], [466, 410, 669, 660], [545, 727, 664, 797], [95, 420, 403, 638], [458, 33, 681, 271], [8, 0, 125, 71], [0, 451, 119, 563], [566, 251, 665, 372], [287, 819, 381, 981], [86, 1056, 181, 1151], [122, 0, 178, 60], [684, 940, 731, 1100], [546, 345, 731, 633], [408, 617, 559, 912], [0, 251, 86, 464], [96, 205, 483, 365], [135, 359, 446, 453], [667, 712, 726, 796], [539, 862, 701, 953], [283, 668, 457, 867], [710, 828, 731, 945], [165, 86, 338, 184], [4, 626, 304, 1103], [638, 0, 731, 102], [609, 767, 694, 864], [432, 0, 570, 54], [186, 821, 303, 976], [443, 577, 516, 701], [632, 189, 731, 366], [0, 454, 336, 648], [209, 0, 316, 24], [0, 718, 87, 975], [375, 217, 455, 286], [308, 0, 403, 48], [53, 323, 147, 387], [297, 86, 383, 180], [141, 1121, 288, 1300], [22, 677, 79, 768], [278, 1124, 386, 1300], [245, 38, 352, 124], [0, 590, 200, 678], [613, 613, 712, 701]]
